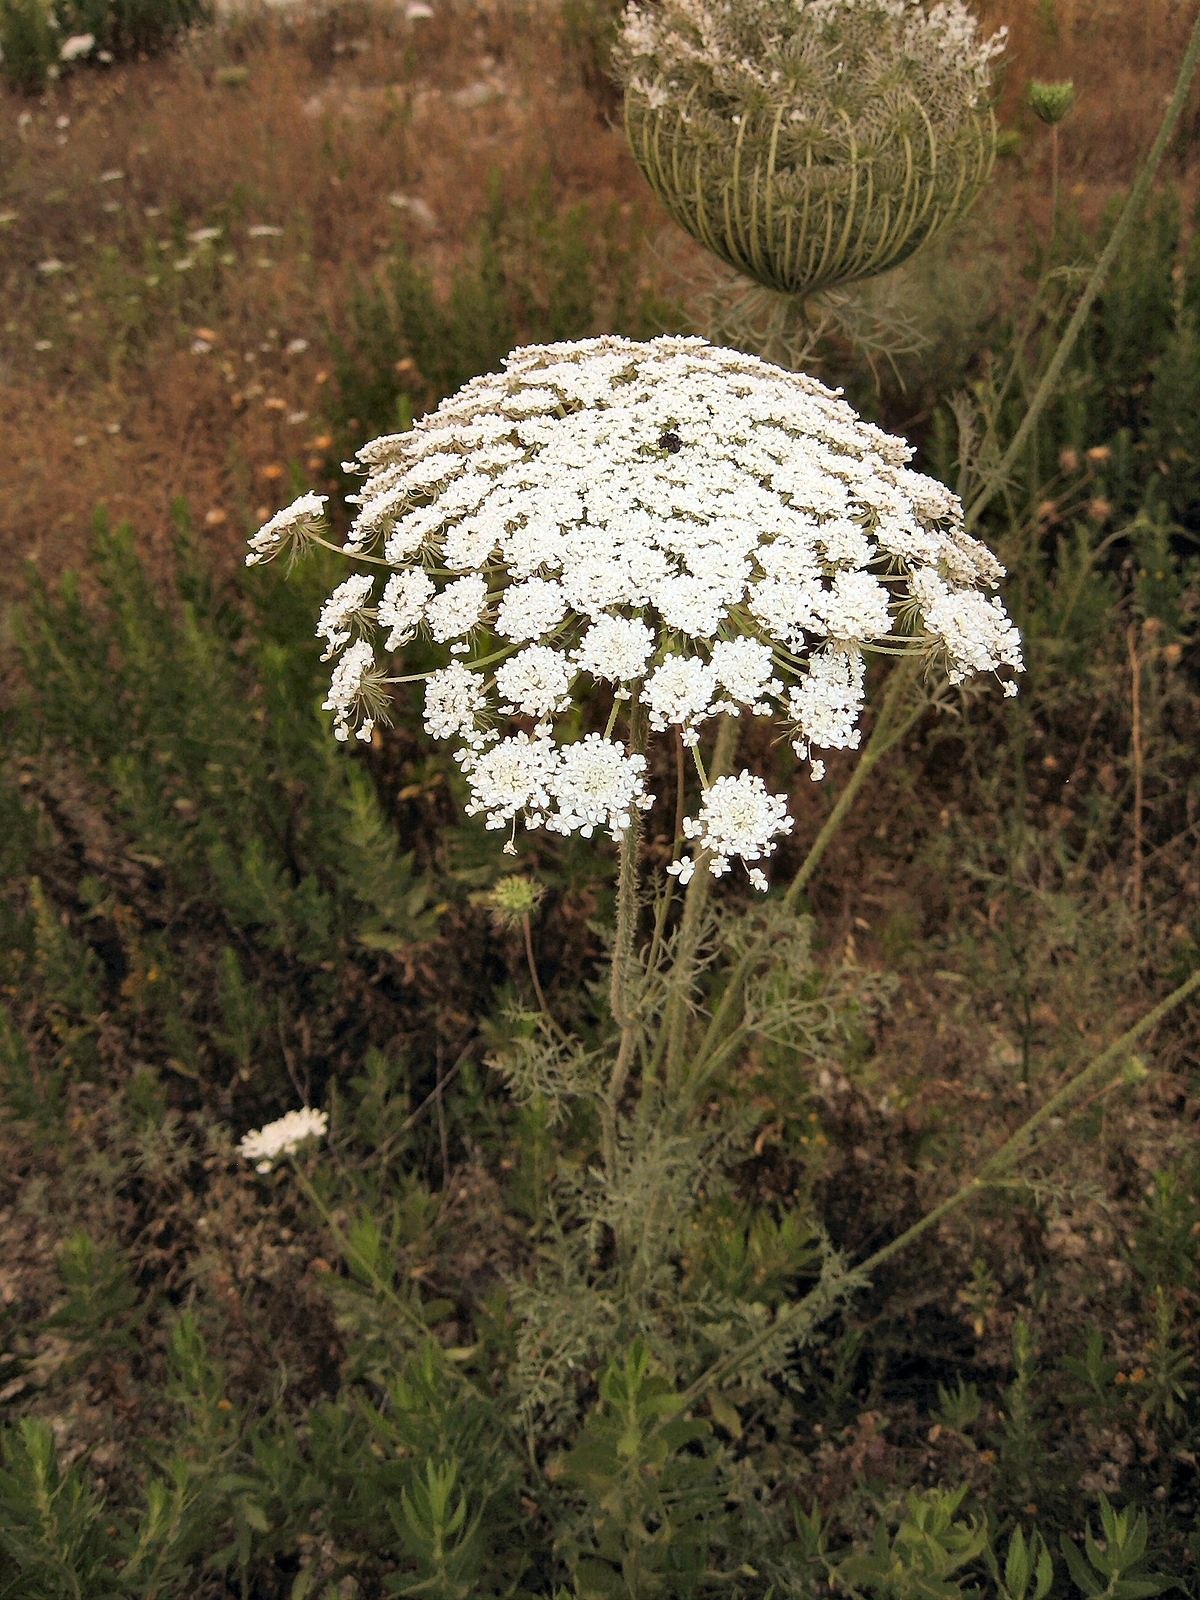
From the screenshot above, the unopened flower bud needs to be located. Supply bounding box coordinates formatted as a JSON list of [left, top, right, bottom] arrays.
[[1029, 80, 1075, 126]]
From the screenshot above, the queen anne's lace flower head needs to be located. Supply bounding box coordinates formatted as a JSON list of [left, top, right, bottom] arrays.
[[239, 1106, 329, 1173], [252, 335, 1021, 889]]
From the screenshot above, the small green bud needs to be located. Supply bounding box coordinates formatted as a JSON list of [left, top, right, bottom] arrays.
[[1029, 80, 1075, 126], [1120, 1053, 1149, 1085], [474, 875, 544, 931]]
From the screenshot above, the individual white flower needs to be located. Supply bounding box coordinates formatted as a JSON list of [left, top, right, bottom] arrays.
[[787, 647, 867, 758], [547, 734, 653, 840], [819, 569, 893, 643], [424, 662, 486, 743], [316, 573, 374, 660], [709, 636, 782, 713], [911, 567, 1024, 683], [574, 614, 656, 685], [323, 640, 387, 743], [494, 645, 573, 722], [494, 577, 568, 642], [247, 493, 327, 566], [379, 568, 435, 648], [59, 33, 95, 61], [239, 1106, 328, 1173], [675, 772, 793, 886]]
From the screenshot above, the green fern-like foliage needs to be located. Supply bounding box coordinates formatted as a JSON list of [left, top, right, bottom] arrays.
[[4, 509, 438, 1113]]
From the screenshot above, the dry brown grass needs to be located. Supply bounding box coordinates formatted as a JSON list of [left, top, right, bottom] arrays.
[[0, 1, 658, 584], [981, 0, 1200, 194]]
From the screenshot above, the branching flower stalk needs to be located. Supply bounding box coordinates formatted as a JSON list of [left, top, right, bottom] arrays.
[[250, 332, 1025, 1411]]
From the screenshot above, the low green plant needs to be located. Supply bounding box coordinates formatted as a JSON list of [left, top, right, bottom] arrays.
[[0, 0, 208, 91]]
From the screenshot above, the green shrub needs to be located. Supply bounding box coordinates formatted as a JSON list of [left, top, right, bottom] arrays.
[[3, 508, 438, 1128], [0, 0, 208, 92]]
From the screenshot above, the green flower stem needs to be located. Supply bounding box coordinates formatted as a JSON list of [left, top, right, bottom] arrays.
[[671, 964, 1200, 1416], [780, 658, 924, 917], [602, 697, 648, 1174], [965, 3, 1200, 531], [662, 714, 741, 1092], [522, 912, 569, 1046], [688, 658, 925, 1092]]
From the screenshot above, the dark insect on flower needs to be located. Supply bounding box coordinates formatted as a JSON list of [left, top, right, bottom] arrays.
[[658, 430, 682, 453]]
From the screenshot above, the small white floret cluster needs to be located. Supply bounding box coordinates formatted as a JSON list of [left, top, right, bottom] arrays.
[[250, 336, 1021, 888], [238, 1107, 329, 1173]]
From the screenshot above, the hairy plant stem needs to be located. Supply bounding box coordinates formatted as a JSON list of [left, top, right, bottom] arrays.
[[965, 4, 1200, 531], [669, 966, 1200, 1416], [602, 697, 647, 1177], [662, 714, 740, 1092], [684, 658, 925, 1103]]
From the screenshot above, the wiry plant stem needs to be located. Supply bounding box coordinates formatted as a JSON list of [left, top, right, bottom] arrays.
[[780, 657, 924, 915], [669, 965, 1200, 1415], [686, 659, 924, 1093], [965, 4, 1200, 531]]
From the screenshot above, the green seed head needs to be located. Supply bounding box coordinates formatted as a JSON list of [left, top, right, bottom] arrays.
[[1028, 79, 1075, 126]]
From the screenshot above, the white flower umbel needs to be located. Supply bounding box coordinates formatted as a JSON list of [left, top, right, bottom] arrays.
[[246, 492, 327, 566], [317, 573, 374, 661], [239, 1106, 328, 1173], [671, 772, 794, 891], [251, 335, 1022, 889], [548, 734, 654, 841], [323, 640, 390, 744]]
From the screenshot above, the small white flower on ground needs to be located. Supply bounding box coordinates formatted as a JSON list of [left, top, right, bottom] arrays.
[[239, 1106, 328, 1173], [59, 33, 95, 61]]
